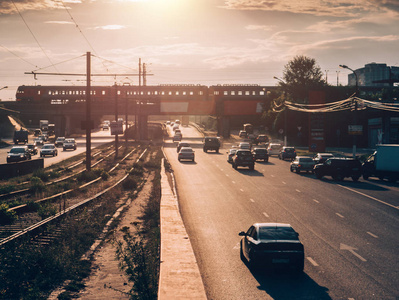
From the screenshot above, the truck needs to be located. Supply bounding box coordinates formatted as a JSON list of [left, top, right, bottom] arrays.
[[48, 123, 55, 136], [203, 137, 220, 153], [243, 123, 254, 134], [13, 129, 29, 144], [40, 120, 49, 132], [362, 144, 399, 182]]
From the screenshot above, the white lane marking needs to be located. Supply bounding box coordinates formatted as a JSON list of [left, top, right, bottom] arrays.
[[263, 212, 269, 218], [271, 175, 275, 178], [240, 189, 244, 192], [340, 243, 367, 262], [338, 184, 399, 210], [282, 181, 286, 185], [336, 213, 345, 218], [220, 169, 223, 171], [250, 199, 255, 203], [307, 257, 319, 266], [367, 232, 378, 238], [313, 199, 320, 203], [232, 181, 235, 184], [226, 174, 229, 177], [233, 242, 240, 249], [296, 189, 301, 193]]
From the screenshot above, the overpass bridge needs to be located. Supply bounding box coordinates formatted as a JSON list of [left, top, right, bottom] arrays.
[[3, 84, 277, 138]]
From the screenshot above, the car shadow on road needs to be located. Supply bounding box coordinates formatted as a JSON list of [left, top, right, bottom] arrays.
[[235, 169, 264, 177], [251, 269, 331, 299], [314, 177, 389, 191], [178, 161, 197, 164]]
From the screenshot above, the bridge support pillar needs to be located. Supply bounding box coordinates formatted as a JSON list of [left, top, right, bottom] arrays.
[[217, 116, 231, 138], [53, 115, 66, 137], [137, 114, 148, 140]]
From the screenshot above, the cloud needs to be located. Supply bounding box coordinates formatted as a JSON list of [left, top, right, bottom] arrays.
[[220, 0, 396, 17], [0, 0, 64, 15], [93, 25, 127, 30], [45, 21, 75, 25], [245, 25, 275, 31]]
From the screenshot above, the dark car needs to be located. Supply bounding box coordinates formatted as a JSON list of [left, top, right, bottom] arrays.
[[7, 146, 31, 163], [313, 153, 334, 164], [203, 137, 220, 153], [279, 147, 296, 160], [26, 143, 38, 156], [254, 134, 269, 145], [252, 148, 269, 162], [290, 156, 315, 173], [177, 142, 190, 153], [239, 223, 304, 272], [232, 149, 255, 170], [314, 158, 362, 181]]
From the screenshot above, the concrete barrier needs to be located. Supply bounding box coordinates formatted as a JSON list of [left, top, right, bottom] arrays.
[[0, 158, 44, 179]]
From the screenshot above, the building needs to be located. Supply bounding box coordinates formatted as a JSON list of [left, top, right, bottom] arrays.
[[348, 63, 399, 87]]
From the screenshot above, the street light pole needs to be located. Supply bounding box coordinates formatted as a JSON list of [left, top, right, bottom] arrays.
[[0, 86, 8, 91], [339, 64, 359, 158], [273, 76, 288, 146]]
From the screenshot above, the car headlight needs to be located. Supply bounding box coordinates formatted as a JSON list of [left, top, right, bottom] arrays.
[[20, 154, 24, 158], [7, 155, 11, 158]]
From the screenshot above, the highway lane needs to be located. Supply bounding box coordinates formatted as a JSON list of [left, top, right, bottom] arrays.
[[0, 130, 114, 167], [164, 125, 399, 300]]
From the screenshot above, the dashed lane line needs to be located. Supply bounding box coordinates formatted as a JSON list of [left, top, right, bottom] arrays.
[[337, 184, 399, 210], [336, 213, 345, 218], [367, 232, 378, 238], [296, 189, 301, 193], [313, 199, 320, 204], [307, 257, 319, 267], [240, 189, 244, 192], [250, 199, 255, 203], [263, 212, 269, 218]]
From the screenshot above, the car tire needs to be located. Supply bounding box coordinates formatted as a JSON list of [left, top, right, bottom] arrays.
[[249, 165, 254, 170], [333, 174, 343, 181], [216, 149, 219, 153], [352, 176, 360, 182], [178, 158, 181, 162], [290, 166, 294, 172], [234, 164, 238, 170], [363, 174, 369, 180], [296, 169, 300, 174], [315, 171, 322, 179]]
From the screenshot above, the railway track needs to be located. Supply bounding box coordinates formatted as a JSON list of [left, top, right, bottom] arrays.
[[0, 144, 149, 245]]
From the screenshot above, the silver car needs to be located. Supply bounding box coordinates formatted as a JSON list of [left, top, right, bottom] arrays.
[[178, 147, 195, 162], [290, 156, 315, 173], [40, 144, 58, 157]]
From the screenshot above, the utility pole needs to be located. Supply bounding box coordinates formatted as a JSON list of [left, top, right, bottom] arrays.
[[143, 63, 147, 86], [336, 71, 340, 86], [86, 52, 92, 171], [114, 82, 119, 159]]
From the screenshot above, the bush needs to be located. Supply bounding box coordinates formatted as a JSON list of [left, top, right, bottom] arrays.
[[29, 177, 46, 194], [0, 203, 17, 225], [37, 202, 57, 219], [122, 177, 137, 190], [32, 168, 49, 182]]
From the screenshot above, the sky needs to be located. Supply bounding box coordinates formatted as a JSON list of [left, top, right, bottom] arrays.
[[0, 0, 399, 101]]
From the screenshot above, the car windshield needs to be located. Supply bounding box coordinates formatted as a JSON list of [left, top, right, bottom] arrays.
[[65, 139, 74, 143], [180, 148, 193, 153], [259, 227, 298, 240], [255, 149, 267, 153], [43, 145, 54, 149], [300, 158, 313, 162], [237, 151, 252, 156], [10, 148, 25, 153], [285, 148, 295, 152]]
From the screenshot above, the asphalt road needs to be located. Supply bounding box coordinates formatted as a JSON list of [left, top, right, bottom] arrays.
[[164, 125, 399, 300], [0, 130, 114, 167]]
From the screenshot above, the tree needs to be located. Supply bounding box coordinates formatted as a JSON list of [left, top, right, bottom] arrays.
[[281, 55, 325, 103]]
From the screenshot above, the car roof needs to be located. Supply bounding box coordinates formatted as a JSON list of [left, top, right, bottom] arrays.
[[12, 146, 27, 149], [180, 147, 193, 151], [253, 223, 292, 229]]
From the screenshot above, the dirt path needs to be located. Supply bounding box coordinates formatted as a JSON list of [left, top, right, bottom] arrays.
[[48, 172, 155, 300]]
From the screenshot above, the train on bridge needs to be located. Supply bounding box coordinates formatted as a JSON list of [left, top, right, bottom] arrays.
[[15, 84, 273, 115]]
